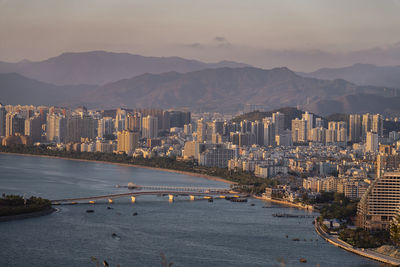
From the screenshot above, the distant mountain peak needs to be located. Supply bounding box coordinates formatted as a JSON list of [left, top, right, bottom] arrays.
[[0, 51, 250, 85]]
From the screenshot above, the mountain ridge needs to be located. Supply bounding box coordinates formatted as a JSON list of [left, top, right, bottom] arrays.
[[0, 50, 250, 85]]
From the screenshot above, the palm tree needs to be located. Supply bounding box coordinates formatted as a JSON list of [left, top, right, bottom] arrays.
[[390, 213, 400, 247]]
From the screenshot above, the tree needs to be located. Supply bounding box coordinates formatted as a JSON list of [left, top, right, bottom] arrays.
[[390, 214, 400, 247]]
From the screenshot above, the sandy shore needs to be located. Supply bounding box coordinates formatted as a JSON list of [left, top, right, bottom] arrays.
[[0, 152, 236, 185]]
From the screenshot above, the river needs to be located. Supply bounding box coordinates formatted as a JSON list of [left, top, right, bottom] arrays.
[[0, 154, 378, 266]]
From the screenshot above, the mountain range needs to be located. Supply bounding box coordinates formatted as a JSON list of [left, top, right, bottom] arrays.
[[2, 66, 400, 116], [2, 51, 400, 116], [299, 63, 400, 89], [0, 51, 249, 85]]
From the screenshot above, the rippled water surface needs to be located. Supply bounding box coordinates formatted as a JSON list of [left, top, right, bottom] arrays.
[[0, 154, 379, 266]]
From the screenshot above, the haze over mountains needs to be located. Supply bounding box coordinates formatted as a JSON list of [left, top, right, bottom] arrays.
[[299, 63, 400, 89], [1, 51, 400, 116], [0, 51, 249, 85]]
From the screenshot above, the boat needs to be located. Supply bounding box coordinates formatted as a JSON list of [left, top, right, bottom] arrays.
[[299, 258, 307, 263], [86, 209, 94, 213]]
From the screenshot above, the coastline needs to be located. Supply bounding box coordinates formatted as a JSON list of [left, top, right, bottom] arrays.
[[0, 152, 236, 185], [253, 195, 314, 211], [314, 219, 400, 266], [0, 207, 56, 223]]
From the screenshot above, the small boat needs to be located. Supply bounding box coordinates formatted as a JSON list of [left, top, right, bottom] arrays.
[[133, 212, 138, 216], [299, 258, 307, 263], [208, 199, 213, 202], [250, 203, 255, 206], [107, 206, 113, 210], [111, 233, 120, 240], [86, 209, 95, 213]]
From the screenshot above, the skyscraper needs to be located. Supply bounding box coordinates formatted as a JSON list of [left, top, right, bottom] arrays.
[[117, 130, 140, 155], [263, 120, 275, 146], [66, 114, 96, 143], [362, 113, 372, 138], [126, 112, 142, 132], [272, 112, 285, 136], [196, 118, 207, 143], [5, 113, 25, 136], [365, 132, 378, 153], [98, 117, 114, 138], [0, 105, 6, 136], [372, 114, 383, 137], [142, 115, 158, 139], [302, 111, 313, 136], [291, 118, 307, 143], [25, 115, 42, 142], [349, 114, 362, 142], [46, 113, 67, 143]]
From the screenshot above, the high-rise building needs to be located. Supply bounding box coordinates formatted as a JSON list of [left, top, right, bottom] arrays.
[[272, 112, 285, 136], [0, 105, 6, 136], [25, 115, 42, 142], [126, 112, 142, 132], [291, 118, 307, 143], [142, 115, 158, 139], [349, 114, 362, 142], [196, 118, 207, 143], [328, 121, 347, 143], [365, 132, 378, 153], [5, 113, 25, 137], [169, 111, 191, 128], [251, 121, 264, 146], [302, 112, 313, 136], [46, 113, 67, 143], [117, 130, 140, 155], [263, 120, 275, 146], [362, 113, 372, 138], [310, 127, 326, 143], [115, 108, 127, 131], [66, 114, 96, 143], [199, 145, 235, 168], [357, 171, 400, 230], [98, 117, 114, 138], [315, 117, 324, 128], [372, 114, 383, 137]]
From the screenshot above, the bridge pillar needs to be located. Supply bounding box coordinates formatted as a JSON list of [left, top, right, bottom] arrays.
[[189, 195, 195, 201], [131, 196, 136, 203], [168, 194, 174, 202], [108, 198, 113, 204]]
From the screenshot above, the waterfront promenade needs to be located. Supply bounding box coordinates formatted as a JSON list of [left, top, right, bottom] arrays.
[[315, 219, 400, 266]]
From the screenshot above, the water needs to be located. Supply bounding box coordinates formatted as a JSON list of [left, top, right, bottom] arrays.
[[0, 154, 378, 266]]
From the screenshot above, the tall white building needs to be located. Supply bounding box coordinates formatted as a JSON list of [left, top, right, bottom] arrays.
[[365, 132, 378, 153], [142, 115, 158, 139], [46, 113, 67, 143]]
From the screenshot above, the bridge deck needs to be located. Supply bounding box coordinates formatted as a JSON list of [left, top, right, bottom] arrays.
[[51, 190, 245, 203]]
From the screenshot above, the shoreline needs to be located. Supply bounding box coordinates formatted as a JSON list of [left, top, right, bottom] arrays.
[[253, 195, 314, 211], [314, 219, 400, 266], [0, 152, 236, 185], [0, 207, 56, 223]]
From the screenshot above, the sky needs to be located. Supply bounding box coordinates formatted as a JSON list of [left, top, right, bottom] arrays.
[[1, 0, 400, 71]]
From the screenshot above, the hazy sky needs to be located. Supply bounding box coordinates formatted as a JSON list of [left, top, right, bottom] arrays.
[[1, 0, 400, 71]]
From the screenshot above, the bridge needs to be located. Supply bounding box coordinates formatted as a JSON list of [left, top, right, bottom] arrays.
[[51, 184, 246, 205]]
